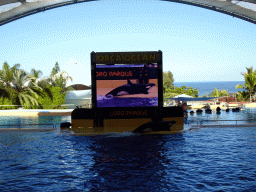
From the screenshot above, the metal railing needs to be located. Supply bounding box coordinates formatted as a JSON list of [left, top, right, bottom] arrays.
[[187, 119, 256, 126]]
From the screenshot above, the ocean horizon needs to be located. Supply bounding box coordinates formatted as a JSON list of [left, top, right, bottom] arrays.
[[174, 80, 245, 97]]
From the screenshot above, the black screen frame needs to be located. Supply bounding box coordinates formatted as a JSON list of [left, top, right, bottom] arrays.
[[91, 51, 163, 109]]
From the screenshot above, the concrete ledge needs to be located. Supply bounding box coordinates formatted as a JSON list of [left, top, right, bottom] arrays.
[[0, 110, 39, 116], [189, 102, 256, 110], [243, 103, 256, 108]]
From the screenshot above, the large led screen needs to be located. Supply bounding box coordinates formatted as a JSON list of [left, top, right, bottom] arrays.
[[96, 64, 158, 108]]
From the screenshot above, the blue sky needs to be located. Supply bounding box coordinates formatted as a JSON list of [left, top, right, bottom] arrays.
[[0, 0, 256, 86]]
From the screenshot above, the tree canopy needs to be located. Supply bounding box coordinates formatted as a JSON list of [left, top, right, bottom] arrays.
[[50, 62, 60, 77], [210, 88, 229, 97], [163, 71, 174, 92], [0, 62, 72, 109], [236, 67, 256, 102], [163, 71, 199, 98]]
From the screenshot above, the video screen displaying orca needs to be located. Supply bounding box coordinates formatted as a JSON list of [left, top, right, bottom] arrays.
[[96, 64, 158, 107]]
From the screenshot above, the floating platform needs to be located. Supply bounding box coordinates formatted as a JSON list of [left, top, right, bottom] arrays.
[[71, 106, 184, 135]]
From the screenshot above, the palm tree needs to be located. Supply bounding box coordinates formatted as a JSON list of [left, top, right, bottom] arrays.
[[211, 88, 220, 97], [210, 88, 228, 97], [51, 62, 60, 77], [29, 68, 43, 87], [236, 67, 256, 102], [37, 78, 51, 88], [49, 70, 73, 91], [236, 91, 249, 101], [0, 62, 22, 104], [0, 62, 20, 88], [12, 69, 42, 108], [0, 86, 10, 98], [31, 68, 43, 79], [38, 63, 73, 91]]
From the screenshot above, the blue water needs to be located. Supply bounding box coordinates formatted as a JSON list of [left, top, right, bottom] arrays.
[[174, 81, 245, 97], [0, 116, 71, 128], [1, 109, 256, 191], [187, 108, 256, 125], [0, 128, 255, 191], [0, 108, 255, 128]]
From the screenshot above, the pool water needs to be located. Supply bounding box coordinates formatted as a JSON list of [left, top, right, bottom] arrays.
[[187, 108, 256, 125], [0, 127, 255, 191], [0, 116, 71, 129], [0, 107, 255, 129], [0, 108, 256, 191]]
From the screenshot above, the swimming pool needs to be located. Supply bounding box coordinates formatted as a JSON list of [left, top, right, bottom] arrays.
[[0, 127, 255, 191], [187, 108, 256, 126], [0, 107, 255, 128], [0, 115, 71, 129]]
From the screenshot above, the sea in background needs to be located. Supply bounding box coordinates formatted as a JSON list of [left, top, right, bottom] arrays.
[[174, 81, 245, 97]]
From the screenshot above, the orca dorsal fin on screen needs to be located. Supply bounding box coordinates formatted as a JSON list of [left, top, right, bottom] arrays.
[[127, 79, 133, 85]]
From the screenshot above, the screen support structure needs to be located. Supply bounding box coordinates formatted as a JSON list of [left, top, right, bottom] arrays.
[[91, 51, 163, 120], [91, 51, 96, 109]]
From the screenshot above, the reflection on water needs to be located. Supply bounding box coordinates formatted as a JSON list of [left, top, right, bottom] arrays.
[[82, 134, 185, 191], [0, 129, 255, 191]]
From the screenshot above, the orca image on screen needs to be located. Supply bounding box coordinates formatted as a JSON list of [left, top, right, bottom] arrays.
[[105, 79, 155, 98]]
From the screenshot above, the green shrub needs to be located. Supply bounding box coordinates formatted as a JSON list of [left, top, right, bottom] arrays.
[[38, 87, 67, 109], [0, 97, 16, 110], [163, 86, 199, 98]]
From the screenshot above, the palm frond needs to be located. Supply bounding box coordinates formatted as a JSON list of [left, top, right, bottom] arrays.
[[235, 84, 244, 89]]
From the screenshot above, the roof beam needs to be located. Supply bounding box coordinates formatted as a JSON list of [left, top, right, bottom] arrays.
[[0, 0, 22, 6], [0, 0, 256, 26]]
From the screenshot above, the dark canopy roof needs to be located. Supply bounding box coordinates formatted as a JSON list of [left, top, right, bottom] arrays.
[[69, 84, 91, 90], [0, 0, 256, 26]]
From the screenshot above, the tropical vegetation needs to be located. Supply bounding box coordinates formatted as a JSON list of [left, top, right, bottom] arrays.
[[235, 67, 256, 102], [0, 62, 73, 109], [163, 71, 174, 91], [163, 71, 199, 98], [201, 67, 256, 102], [202, 88, 229, 98]]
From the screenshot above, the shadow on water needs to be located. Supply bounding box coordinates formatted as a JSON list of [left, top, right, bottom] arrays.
[[70, 133, 185, 191]]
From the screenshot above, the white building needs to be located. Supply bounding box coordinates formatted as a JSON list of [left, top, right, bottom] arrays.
[[62, 60, 91, 109], [65, 90, 91, 109]]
